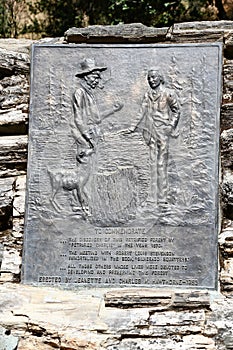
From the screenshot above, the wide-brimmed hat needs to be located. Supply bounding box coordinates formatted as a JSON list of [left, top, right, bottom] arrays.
[[75, 58, 107, 76]]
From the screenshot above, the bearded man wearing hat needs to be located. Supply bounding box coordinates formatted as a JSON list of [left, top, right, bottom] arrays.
[[71, 57, 123, 163], [70, 57, 123, 215]]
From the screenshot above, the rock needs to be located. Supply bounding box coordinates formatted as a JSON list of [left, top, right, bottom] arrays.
[[12, 217, 24, 239], [182, 334, 215, 349], [171, 291, 210, 309], [0, 109, 28, 136], [60, 337, 100, 350], [0, 49, 29, 78], [221, 171, 233, 220], [104, 289, 172, 308], [225, 32, 233, 59], [0, 326, 18, 350], [221, 103, 233, 131], [208, 298, 233, 347], [0, 284, 108, 333], [172, 21, 233, 31], [171, 21, 233, 48], [65, 23, 169, 43], [105, 336, 216, 350], [0, 39, 33, 54], [17, 337, 55, 350], [221, 129, 233, 169], [0, 248, 21, 275], [0, 75, 29, 113], [0, 135, 28, 177], [220, 225, 233, 291], [223, 60, 233, 106], [0, 177, 14, 230], [219, 226, 233, 256], [0, 243, 3, 269], [0, 283, 230, 350], [65, 21, 233, 47], [13, 175, 26, 217], [104, 289, 210, 309], [221, 258, 233, 285]]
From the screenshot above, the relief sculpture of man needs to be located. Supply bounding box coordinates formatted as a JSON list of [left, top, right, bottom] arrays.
[[70, 57, 123, 214], [134, 70, 180, 206]]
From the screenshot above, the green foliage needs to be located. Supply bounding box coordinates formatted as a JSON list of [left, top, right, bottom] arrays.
[[0, 0, 27, 38], [106, 0, 185, 27], [0, 0, 229, 38], [27, 0, 84, 37], [179, 0, 219, 21], [0, 1, 8, 37]]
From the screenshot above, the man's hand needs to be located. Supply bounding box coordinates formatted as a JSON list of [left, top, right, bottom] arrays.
[[102, 101, 124, 119], [121, 126, 136, 135], [164, 124, 173, 136], [113, 101, 124, 112]]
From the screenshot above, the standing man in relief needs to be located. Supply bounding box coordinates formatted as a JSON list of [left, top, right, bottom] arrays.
[[134, 70, 180, 206], [70, 57, 123, 214], [72, 57, 123, 162]]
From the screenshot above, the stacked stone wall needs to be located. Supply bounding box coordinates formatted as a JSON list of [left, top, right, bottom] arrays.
[[0, 23, 232, 349]]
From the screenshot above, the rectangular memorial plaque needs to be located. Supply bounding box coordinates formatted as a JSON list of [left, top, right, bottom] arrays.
[[22, 43, 222, 289]]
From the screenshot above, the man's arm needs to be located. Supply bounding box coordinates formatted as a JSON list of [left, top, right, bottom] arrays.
[[167, 91, 180, 129], [71, 89, 94, 148], [101, 101, 124, 120]]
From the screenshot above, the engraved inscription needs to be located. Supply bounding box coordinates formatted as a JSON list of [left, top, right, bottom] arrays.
[[22, 43, 221, 289], [33, 224, 215, 287]]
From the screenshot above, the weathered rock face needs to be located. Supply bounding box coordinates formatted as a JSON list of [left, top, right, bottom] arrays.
[[0, 23, 233, 349]]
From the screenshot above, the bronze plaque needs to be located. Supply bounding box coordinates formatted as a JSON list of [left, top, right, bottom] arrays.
[[22, 43, 222, 289]]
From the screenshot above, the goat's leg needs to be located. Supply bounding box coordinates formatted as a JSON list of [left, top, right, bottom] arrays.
[[50, 181, 63, 212], [75, 185, 90, 215]]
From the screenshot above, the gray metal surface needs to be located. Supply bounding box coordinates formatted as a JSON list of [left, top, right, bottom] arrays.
[[22, 43, 222, 289]]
